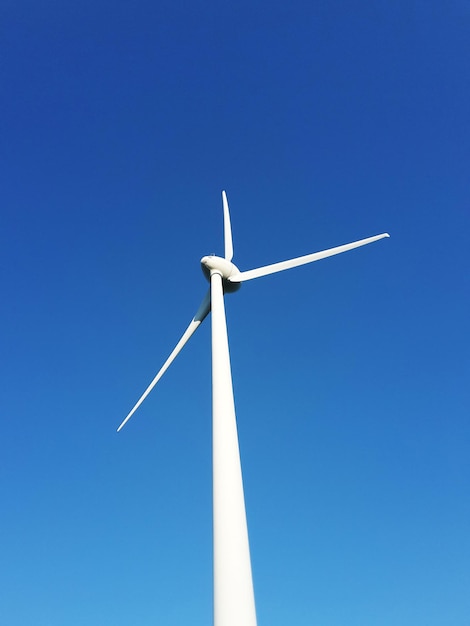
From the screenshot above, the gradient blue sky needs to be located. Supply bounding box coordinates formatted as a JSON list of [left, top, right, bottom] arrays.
[[1, 2, 469, 625]]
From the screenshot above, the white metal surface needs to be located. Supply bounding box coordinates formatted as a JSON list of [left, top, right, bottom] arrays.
[[200, 255, 240, 280], [222, 190, 234, 261], [117, 290, 210, 432], [211, 270, 257, 626], [228, 232, 390, 283]]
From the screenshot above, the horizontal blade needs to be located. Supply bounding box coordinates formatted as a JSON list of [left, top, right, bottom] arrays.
[[222, 190, 234, 261], [117, 290, 211, 432], [228, 233, 390, 283]]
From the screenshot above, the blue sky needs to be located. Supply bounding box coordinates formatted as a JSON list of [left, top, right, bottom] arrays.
[[1, 1, 469, 624]]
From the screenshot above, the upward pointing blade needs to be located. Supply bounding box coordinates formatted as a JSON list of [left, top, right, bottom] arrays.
[[222, 191, 234, 261], [228, 233, 390, 283], [117, 290, 211, 432]]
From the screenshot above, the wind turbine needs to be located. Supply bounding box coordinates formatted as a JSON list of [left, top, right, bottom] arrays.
[[118, 191, 389, 626]]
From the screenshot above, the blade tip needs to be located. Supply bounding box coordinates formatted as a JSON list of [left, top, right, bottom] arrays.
[[117, 415, 131, 432]]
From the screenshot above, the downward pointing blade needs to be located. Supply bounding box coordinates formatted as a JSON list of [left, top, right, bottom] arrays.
[[228, 233, 390, 283], [222, 191, 234, 261], [117, 290, 211, 432]]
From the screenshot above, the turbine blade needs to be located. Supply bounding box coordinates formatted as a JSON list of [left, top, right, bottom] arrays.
[[117, 290, 211, 432], [222, 190, 234, 261], [229, 233, 390, 283]]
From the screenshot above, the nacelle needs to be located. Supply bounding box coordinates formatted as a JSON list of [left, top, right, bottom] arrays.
[[201, 255, 241, 292]]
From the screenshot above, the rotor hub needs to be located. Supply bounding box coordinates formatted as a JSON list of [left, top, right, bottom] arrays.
[[201, 255, 241, 292]]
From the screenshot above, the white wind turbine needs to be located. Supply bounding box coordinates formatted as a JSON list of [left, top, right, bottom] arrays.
[[118, 191, 389, 626]]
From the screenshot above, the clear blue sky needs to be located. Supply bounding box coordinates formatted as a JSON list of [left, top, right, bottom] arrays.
[[1, 2, 469, 624]]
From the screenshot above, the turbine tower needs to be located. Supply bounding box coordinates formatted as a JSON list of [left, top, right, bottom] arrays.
[[118, 191, 389, 626]]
